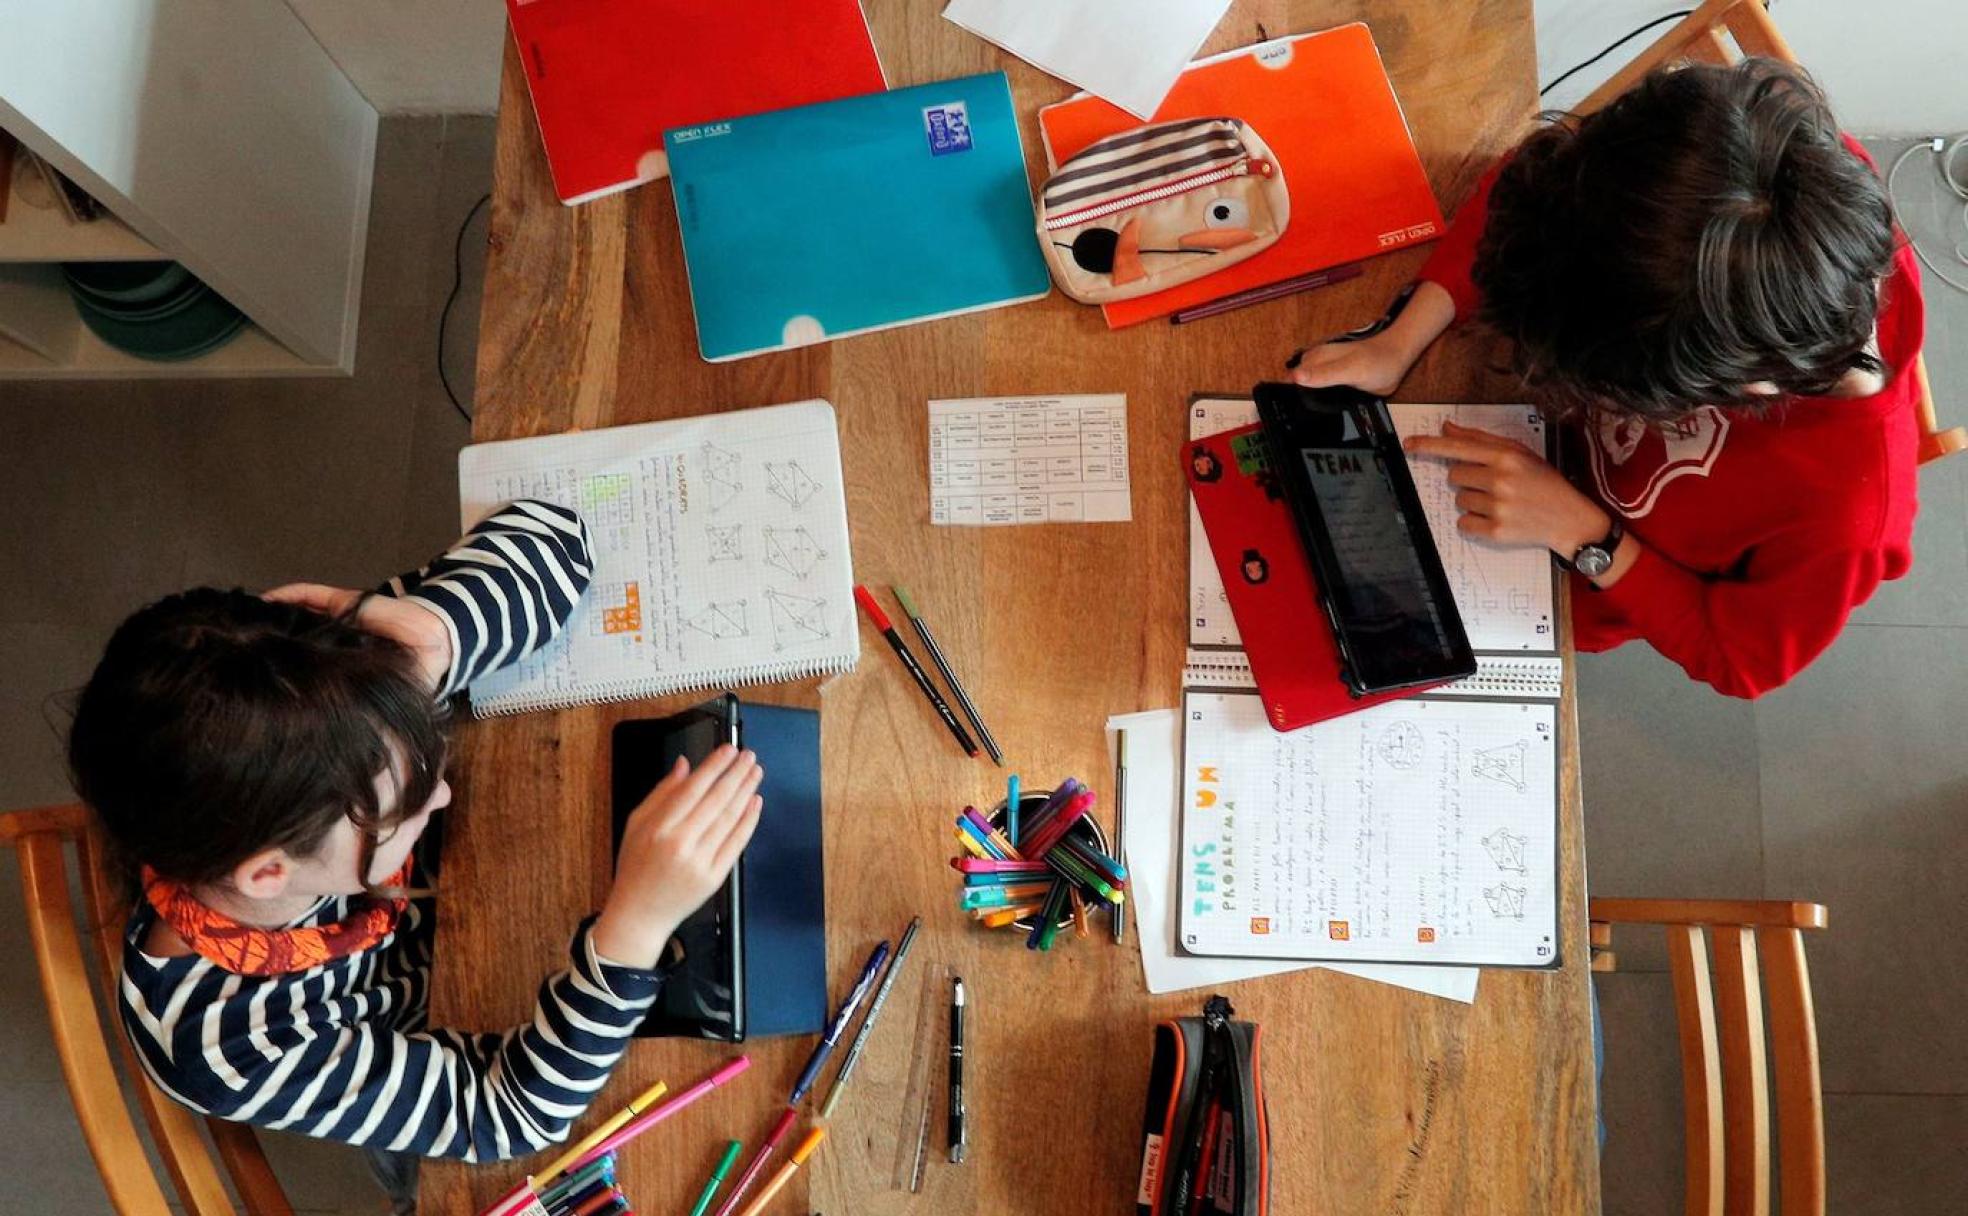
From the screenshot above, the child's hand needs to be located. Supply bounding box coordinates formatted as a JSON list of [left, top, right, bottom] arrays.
[[1289, 334, 1411, 397], [595, 745, 763, 970], [1403, 421, 1612, 556], [264, 584, 455, 691]]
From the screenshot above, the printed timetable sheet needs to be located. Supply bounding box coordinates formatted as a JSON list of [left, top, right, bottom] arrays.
[[929, 394, 1132, 525]]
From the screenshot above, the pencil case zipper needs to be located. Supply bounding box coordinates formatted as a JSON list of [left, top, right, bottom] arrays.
[[1042, 157, 1270, 232]]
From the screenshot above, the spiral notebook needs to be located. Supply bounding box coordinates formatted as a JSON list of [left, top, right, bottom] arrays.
[[1178, 397, 1562, 967], [457, 400, 859, 716]]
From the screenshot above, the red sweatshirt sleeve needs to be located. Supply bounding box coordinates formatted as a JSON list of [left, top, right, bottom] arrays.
[[1416, 162, 1504, 323], [1590, 534, 1889, 699]]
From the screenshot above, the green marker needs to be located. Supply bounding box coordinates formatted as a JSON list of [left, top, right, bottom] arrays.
[[687, 1140, 743, 1216]]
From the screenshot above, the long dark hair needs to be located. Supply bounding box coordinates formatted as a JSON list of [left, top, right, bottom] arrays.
[[1472, 58, 1897, 424], [68, 588, 448, 895]]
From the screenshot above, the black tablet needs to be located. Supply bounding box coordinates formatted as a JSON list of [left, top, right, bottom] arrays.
[[610, 694, 745, 1041], [1254, 382, 1475, 695]]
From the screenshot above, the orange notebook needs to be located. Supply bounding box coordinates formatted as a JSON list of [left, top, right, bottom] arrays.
[[1038, 25, 1442, 328]]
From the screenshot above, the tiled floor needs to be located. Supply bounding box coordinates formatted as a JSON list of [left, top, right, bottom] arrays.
[[1, 108, 1964, 1216]]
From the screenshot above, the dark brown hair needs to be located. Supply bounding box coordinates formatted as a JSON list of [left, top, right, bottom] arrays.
[[1472, 59, 1896, 423], [68, 588, 447, 890]]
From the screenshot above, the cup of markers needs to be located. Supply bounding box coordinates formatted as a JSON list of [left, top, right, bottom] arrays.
[[950, 776, 1126, 950]]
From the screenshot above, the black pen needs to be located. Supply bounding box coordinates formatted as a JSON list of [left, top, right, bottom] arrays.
[[1286, 279, 1422, 369], [947, 977, 967, 1164], [892, 585, 1003, 765]]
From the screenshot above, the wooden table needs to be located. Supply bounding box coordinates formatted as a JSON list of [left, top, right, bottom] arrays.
[[424, 4, 1601, 1213]]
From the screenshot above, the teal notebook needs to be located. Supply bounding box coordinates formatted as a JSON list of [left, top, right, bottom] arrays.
[[664, 72, 1051, 362]]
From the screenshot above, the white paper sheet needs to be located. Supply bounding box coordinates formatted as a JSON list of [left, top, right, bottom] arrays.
[[942, 0, 1231, 120], [929, 395, 1131, 525], [1108, 709, 1478, 1002]]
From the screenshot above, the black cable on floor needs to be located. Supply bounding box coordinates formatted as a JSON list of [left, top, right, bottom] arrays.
[[1540, 11, 1695, 98], [438, 193, 492, 425]]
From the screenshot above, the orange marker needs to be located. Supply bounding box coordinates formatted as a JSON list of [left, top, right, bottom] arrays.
[[735, 1128, 826, 1216]]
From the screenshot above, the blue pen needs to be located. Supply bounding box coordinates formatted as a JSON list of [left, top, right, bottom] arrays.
[[1006, 774, 1020, 848], [787, 940, 892, 1106]]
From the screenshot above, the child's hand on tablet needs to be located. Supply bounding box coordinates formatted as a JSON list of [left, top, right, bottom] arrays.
[[596, 744, 763, 969]]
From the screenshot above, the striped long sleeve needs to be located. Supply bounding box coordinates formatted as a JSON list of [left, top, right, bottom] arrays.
[[378, 499, 595, 699], [120, 901, 663, 1162]]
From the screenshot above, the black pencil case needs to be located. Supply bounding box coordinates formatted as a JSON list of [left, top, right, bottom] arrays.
[[1136, 994, 1269, 1216]]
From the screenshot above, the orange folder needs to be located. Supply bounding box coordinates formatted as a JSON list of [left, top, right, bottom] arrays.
[[1038, 25, 1443, 328]]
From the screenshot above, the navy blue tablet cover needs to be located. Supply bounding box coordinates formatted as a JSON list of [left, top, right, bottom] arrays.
[[740, 702, 828, 1037]]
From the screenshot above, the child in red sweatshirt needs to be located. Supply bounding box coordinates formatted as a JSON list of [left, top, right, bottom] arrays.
[[1293, 60, 1921, 698]]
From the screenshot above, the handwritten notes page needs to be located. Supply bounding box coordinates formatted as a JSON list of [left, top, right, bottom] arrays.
[[1177, 689, 1559, 967], [458, 401, 859, 715], [929, 395, 1131, 526], [1186, 398, 1557, 654]]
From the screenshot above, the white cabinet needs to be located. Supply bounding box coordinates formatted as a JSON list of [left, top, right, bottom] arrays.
[[0, 0, 378, 376]]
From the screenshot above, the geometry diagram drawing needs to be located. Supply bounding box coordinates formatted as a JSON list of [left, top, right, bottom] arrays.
[[1508, 589, 1532, 613], [765, 588, 830, 650], [1375, 720, 1425, 771], [1482, 828, 1528, 874], [765, 459, 821, 509], [762, 525, 826, 580], [1472, 740, 1529, 792], [684, 601, 749, 640], [702, 443, 744, 512], [1484, 885, 1527, 919], [706, 524, 744, 563]]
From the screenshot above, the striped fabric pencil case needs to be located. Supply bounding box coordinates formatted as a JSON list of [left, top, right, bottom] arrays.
[[1136, 994, 1269, 1216], [1040, 117, 1290, 305]]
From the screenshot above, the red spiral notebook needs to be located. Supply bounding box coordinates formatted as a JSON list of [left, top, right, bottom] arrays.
[[506, 0, 887, 205]]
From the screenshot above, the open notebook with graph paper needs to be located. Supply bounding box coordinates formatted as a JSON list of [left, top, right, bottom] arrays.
[[1177, 397, 1562, 967], [456, 400, 858, 717]]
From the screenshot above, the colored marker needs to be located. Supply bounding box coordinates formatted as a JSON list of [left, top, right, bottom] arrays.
[[713, 1108, 798, 1216], [535, 1078, 668, 1182], [687, 1141, 744, 1216], [855, 585, 978, 757], [820, 918, 922, 1119], [1006, 773, 1021, 848], [735, 1128, 827, 1216], [893, 586, 1003, 764], [950, 857, 1048, 874], [573, 1057, 751, 1170]]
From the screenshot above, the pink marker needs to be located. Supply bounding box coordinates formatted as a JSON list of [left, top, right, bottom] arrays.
[[571, 1056, 751, 1171]]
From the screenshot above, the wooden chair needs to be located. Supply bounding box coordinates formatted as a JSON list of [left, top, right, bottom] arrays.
[[1571, 0, 1968, 466], [1590, 898, 1829, 1216], [0, 804, 295, 1216]]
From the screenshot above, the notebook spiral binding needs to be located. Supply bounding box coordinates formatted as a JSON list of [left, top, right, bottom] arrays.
[[1182, 649, 1562, 700], [469, 653, 858, 718]]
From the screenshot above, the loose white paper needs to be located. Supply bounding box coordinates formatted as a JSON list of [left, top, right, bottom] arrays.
[[929, 395, 1132, 526], [943, 0, 1231, 120], [1108, 709, 1479, 1002]]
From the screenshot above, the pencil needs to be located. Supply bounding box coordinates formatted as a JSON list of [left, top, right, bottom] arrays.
[[855, 585, 978, 758], [892, 585, 1003, 764], [1170, 260, 1365, 325], [535, 1078, 667, 1182]]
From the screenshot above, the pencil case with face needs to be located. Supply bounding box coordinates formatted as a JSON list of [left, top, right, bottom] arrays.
[[1136, 994, 1269, 1216], [1040, 117, 1289, 305]]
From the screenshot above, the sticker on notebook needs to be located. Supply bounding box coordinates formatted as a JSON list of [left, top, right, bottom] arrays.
[[922, 102, 973, 156]]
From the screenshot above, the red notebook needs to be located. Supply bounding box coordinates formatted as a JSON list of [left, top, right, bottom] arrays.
[[1185, 423, 1446, 731], [506, 0, 887, 205]]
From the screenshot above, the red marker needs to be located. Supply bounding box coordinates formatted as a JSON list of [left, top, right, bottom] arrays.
[[855, 585, 978, 757]]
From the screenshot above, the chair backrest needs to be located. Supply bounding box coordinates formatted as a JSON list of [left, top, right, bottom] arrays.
[[0, 804, 294, 1216], [1570, 0, 1965, 467], [1590, 897, 1829, 1216]]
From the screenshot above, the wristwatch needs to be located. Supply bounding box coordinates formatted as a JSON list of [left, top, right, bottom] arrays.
[[1560, 517, 1625, 579]]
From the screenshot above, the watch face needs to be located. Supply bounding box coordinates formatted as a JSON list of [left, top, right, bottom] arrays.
[[1574, 545, 1613, 578]]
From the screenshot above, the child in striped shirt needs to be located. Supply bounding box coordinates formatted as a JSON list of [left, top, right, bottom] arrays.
[[67, 500, 763, 1212]]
